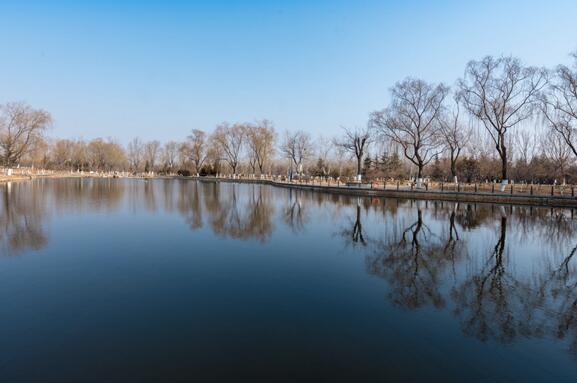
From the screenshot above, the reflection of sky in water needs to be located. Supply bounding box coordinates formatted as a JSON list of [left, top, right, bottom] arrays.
[[1, 179, 577, 382]]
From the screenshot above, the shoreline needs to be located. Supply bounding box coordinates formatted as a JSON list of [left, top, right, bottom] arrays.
[[3, 173, 577, 208], [0, 173, 113, 184], [191, 176, 577, 208], [0, 175, 34, 183]]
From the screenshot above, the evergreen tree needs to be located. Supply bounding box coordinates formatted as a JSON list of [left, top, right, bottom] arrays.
[[362, 156, 372, 177]]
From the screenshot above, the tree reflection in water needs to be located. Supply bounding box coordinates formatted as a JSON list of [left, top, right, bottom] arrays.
[[171, 183, 577, 353], [336, 199, 577, 357], [451, 213, 521, 343], [282, 188, 308, 233], [0, 182, 47, 255], [177, 180, 203, 230], [536, 241, 577, 355], [0, 179, 281, 256], [3, 179, 577, 358], [0, 178, 126, 256], [188, 182, 275, 242], [366, 203, 461, 309], [450, 207, 577, 353], [338, 198, 368, 247]]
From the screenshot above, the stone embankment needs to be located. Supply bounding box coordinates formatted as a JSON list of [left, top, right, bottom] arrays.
[[192, 176, 577, 208]]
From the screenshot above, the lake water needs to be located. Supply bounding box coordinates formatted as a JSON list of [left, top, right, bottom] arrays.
[[1, 178, 577, 382]]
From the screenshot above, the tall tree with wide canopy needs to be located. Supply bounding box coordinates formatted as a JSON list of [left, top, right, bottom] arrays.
[[0, 102, 52, 167], [143, 140, 160, 172], [438, 95, 468, 183], [127, 137, 144, 172], [211, 123, 245, 176], [246, 120, 276, 175], [458, 56, 547, 189], [370, 78, 448, 187], [540, 51, 577, 159], [334, 126, 373, 182], [281, 130, 311, 178], [187, 129, 209, 175]]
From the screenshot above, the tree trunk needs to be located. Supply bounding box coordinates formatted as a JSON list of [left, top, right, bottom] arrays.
[[357, 156, 362, 182], [416, 164, 424, 188], [498, 216, 507, 257], [500, 139, 508, 180], [501, 152, 507, 180], [352, 203, 364, 243], [498, 138, 508, 191], [450, 148, 457, 179]]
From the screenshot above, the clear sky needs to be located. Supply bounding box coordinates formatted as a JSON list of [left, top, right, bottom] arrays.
[[1, 0, 576, 143]]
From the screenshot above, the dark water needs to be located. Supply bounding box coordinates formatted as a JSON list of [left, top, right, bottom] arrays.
[[1, 178, 577, 382]]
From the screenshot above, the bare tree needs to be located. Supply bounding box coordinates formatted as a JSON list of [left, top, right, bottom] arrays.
[[334, 126, 373, 182], [25, 137, 50, 169], [161, 141, 179, 173], [178, 142, 191, 170], [87, 138, 127, 172], [51, 139, 76, 170], [206, 144, 223, 175], [0, 102, 52, 167], [143, 140, 160, 173], [188, 129, 208, 175], [127, 137, 143, 172], [541, 131, 573, 185], [458, 56, 547, 189], [514, 128, 538, 164], [315, 135, 334, 177], [540, 51, 577, 158], [211, 123, 245, 176], [438, 95, 468, 183], [71, 140, 87, 171], [280, 130, 311, 179], [370, 78, 448, 187], [246, 120, 276, 175], [333, 145, 349, 178], [512, 128, 538, 182]]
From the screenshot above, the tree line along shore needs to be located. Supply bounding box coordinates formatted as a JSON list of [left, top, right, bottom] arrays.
[[2, 52, 577, 192]]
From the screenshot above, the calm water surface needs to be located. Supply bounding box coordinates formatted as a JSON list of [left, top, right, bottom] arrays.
[[1, 178, 577, 382]]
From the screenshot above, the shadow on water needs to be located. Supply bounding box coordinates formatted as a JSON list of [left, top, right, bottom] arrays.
[[2, 178, 577, 359]]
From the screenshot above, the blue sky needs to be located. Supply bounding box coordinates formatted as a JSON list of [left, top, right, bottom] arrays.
[[1, 0, 576, 143]]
